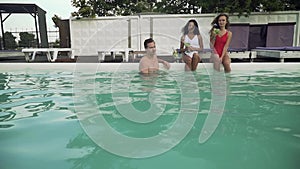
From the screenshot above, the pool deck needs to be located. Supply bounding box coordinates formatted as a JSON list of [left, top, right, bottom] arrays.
[[1, 50, 300, 63]]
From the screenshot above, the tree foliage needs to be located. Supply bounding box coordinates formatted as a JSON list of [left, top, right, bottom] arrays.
[[4, 32, 17, 50], [71, 0, 300, 17], [18, 32, 36, 48]]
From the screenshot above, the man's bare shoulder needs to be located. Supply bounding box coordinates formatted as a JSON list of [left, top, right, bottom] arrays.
[[140, 55, 146, 59]]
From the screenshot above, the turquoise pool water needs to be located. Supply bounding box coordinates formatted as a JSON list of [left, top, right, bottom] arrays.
[[0, 64, 299, 169]]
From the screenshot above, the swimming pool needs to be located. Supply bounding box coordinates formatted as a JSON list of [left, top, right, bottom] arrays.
[[0, 63, 299, 169]]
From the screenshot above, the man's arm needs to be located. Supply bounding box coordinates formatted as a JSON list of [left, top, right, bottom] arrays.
[[158, 58, 170, 70]]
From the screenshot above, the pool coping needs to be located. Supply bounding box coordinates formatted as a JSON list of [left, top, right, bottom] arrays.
[[0, 62, 299, 72]]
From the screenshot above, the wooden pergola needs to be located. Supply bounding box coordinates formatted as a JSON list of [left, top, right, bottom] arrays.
[[0, 3, 49, 50]]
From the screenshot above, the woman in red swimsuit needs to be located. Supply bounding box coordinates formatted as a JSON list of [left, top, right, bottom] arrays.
[[210, 14, 232, 73]]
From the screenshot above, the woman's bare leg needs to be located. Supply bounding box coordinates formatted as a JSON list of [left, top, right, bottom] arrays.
[[222, 54, 231, 73], [191, 53, 200, 71], [183, 55, 192, 71], [211, 54, 221, 71]]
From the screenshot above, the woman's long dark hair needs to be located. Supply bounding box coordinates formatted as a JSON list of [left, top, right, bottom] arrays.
[[209, 13, 230, 36], [182, 19, 200, 35]]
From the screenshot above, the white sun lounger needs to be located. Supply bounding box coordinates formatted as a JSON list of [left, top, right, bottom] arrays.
[[254, 46, 300, 62], [22, 48, 75, 62]]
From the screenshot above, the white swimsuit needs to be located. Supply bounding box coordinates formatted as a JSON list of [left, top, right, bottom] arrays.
[[184, 35, 200, 58]]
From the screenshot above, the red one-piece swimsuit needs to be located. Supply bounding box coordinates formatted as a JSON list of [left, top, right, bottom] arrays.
[[214, 31, 228, 58]]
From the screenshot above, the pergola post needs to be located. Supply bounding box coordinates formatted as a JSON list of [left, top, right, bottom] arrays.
[[37, 7, 48, 48], [0, 12, 4, 50], [0, 3, 49, 50], [34, 11, 40, 47]]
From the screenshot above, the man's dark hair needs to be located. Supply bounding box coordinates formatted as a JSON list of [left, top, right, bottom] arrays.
[[144, 38, 155, 49]]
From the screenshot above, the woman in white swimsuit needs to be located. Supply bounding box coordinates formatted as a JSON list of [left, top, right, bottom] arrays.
[[180, 19, 204, 71]]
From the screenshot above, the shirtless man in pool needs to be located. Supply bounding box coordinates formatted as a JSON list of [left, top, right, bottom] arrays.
[[139, 38, 170, 74]]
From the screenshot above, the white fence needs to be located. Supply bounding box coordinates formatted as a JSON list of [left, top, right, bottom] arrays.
[[70, 14, 217, 56], [70, 11, 300, 56]]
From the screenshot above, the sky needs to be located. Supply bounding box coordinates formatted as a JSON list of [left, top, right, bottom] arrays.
[[0, 0, 76, 41]]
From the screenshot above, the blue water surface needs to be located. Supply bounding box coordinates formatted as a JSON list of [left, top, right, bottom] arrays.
[[0, 69, 299, 169]]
